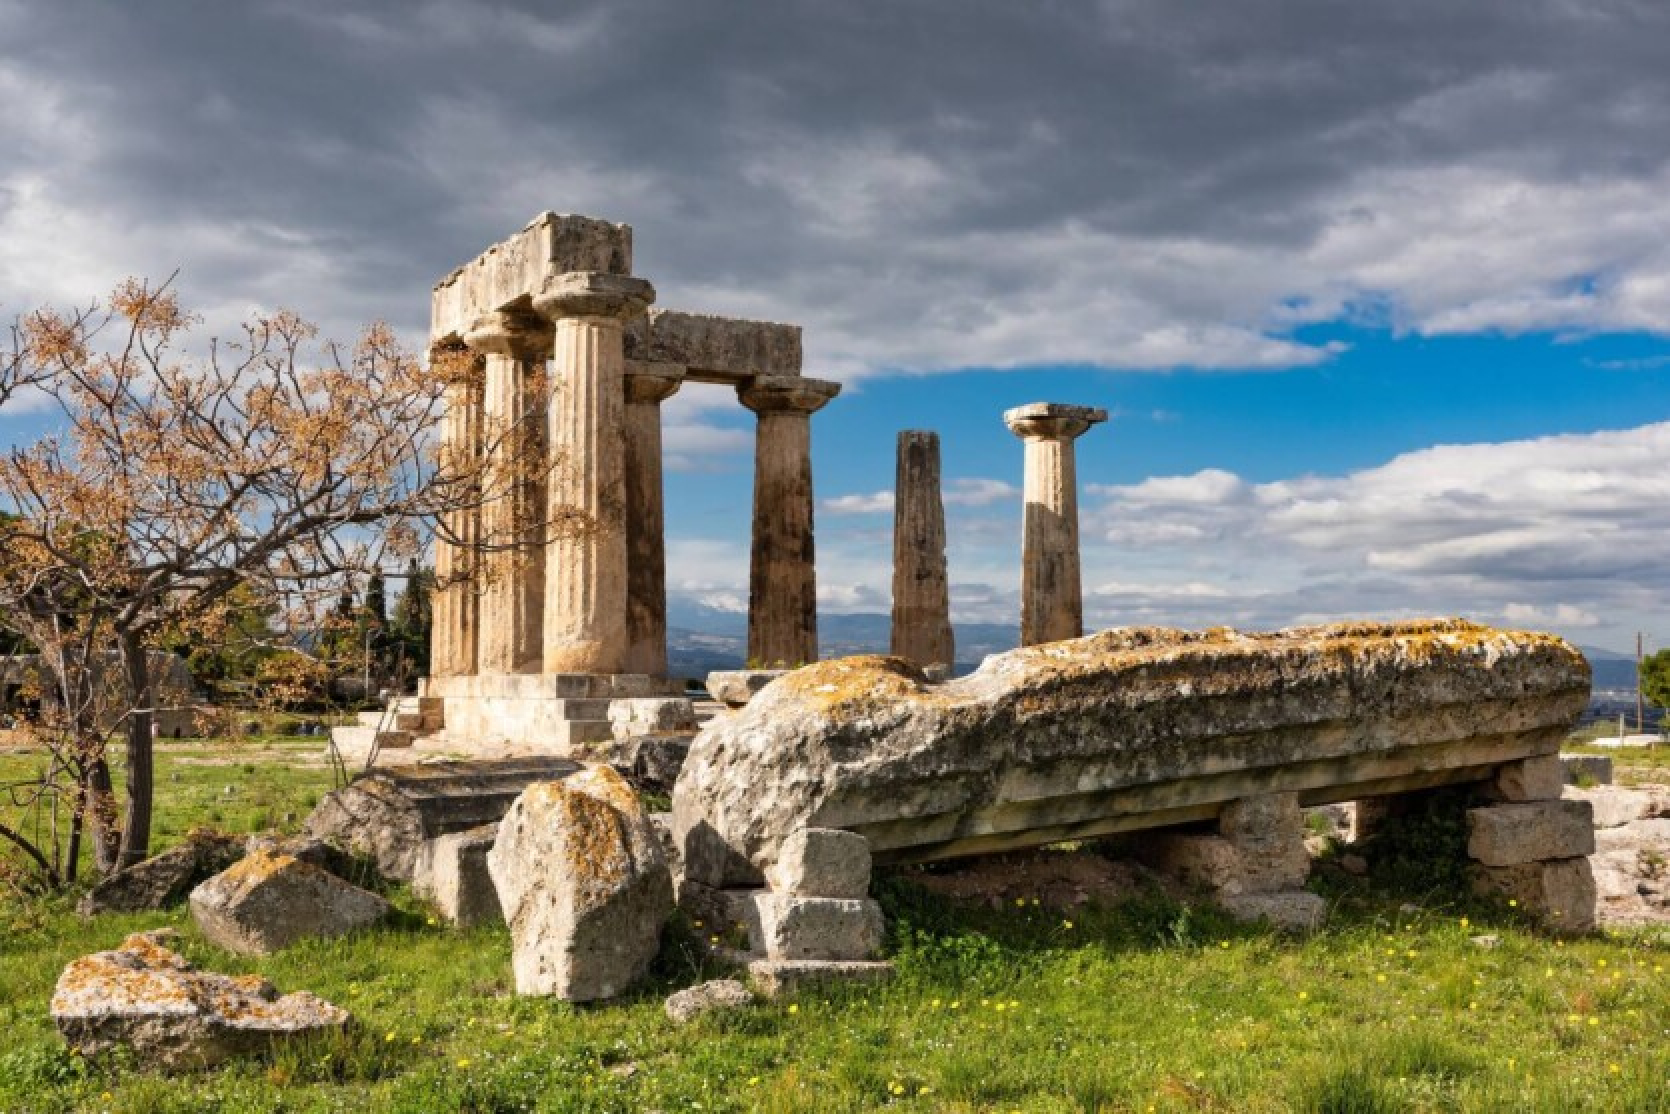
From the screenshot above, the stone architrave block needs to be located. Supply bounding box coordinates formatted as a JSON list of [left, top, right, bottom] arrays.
[[1466, 800, 1595, 866], [415, 824, 503, 927], [624, 309, 802, 378], [1469, 856, 1596, 934], [747, 892, 884, 962], [768, 829, 872, 899], [51, 930, 350, 1071], [189, 850, 389, 956], [1490, 754, 1566, 802]]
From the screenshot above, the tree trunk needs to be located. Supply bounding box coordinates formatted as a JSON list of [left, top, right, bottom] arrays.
[[117, 630, 153, 868], [86, 753, 119, 875]]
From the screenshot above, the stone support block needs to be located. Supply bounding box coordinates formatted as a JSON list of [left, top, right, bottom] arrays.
[[414, 825, 503, 928], [1469, 856, 1597, 934], [746, 893, 885, 962], [1466, 800, 1595, 866], [1003, 402, 1107, 647], [1487, 754, 1565, 802], [768, 829, 872, 899], [747, 959, 895, 1000]]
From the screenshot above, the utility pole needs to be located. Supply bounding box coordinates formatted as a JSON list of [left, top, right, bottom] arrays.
[[1638, 631, 1646, 734]]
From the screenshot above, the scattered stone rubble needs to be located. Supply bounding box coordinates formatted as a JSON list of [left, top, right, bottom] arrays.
[[189, 849, 389, 956], [664, 978, 753, 1025], [51, 929, 349, 1071], [76, 829, 244, 916]]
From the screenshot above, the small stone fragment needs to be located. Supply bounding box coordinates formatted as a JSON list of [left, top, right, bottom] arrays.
[[51, 930, 349, 1071], [189, 849, 389, 955], [747, 959, 895, 1000], [1219, 890, 1326, 932], [664, 979, 753, 1025]]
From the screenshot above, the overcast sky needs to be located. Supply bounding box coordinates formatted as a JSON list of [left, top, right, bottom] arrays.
[[4, 1, 1670, 653]]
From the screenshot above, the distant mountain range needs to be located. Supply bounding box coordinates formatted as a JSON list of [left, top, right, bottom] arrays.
[[667, 599, 1637, 694]]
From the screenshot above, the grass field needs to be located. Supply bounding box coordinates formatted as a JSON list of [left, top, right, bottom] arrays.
[[2, 738, 1669, 1112]]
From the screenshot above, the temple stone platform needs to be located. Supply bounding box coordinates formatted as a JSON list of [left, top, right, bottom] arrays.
[[418, 673, 692, 754]]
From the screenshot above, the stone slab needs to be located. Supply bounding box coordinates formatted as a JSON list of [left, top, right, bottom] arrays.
[[1220, 890, 1326, 932], [414, 824, 503, 927], [1466, 800, 1596, 866], [767, 829, 872, 899], [625, 309, 801, 382]]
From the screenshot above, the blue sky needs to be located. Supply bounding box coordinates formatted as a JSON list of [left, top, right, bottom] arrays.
[[4, 1, 1670, 653]]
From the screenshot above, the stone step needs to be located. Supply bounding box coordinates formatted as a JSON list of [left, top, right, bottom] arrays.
[[355, 710, 426, 732]]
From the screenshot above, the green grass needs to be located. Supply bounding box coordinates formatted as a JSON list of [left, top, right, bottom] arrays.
[[3, 742, 1670, 1111]]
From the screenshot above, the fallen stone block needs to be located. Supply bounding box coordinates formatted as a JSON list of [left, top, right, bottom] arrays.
[[608, 697, 695, 741], [704, 669, 788, 709], [189, 849, 389, 956], [77, 830, 244, 916], [414, 824, 502, 927], [1220, 890, 1327, 932], [305, 757, 578, 881], [674, 620, 1590, 887], [1466, 800, 1595, 866], [1469, 856, 1596, 934], [746, 893, 885, 962], [1595, 816, 1670, 853], [243, 834, 359, 880], [664, 979, 753, 1025], [51, 929, 350, 1071], [767, 829, 872, 899], [1561, 753, 1613, 786], [487, 765, 673, 1001], [622, 734, 693, 790], [747, 959, 895, 1000], [1564, 786, 1668, 830]]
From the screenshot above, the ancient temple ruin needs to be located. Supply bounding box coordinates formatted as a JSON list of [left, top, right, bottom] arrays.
[[419, 213, 840, 749]]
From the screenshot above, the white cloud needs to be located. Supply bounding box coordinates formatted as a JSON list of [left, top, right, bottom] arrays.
[[822, 491, 895, 515], [944, 478, 1019, 507]]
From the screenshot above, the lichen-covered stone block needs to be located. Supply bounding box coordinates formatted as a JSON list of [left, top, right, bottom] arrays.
[[1469, 856, 1596, 934], [768, 829, 872, 899], [189, 851, 389, 956], [1466, 800, 1595, 866], [746, 893, 884, 961]]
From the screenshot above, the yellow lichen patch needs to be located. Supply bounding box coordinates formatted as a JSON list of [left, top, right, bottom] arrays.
[[778, 655, 950, 717]]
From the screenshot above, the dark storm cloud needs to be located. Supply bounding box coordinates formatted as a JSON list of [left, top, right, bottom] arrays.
[[3, 0, 1669, 370]]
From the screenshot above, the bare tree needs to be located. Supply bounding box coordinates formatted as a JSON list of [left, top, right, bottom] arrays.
[[0, 279, 551, 876]]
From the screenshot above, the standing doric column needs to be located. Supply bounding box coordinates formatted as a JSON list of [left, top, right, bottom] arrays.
[[431, 339, 486, 677], [1003, 402, 1107, 647], [738, 375, 842, 668], [623, 360, 685, 677], [465, 309, 553, 675], [890, 430, 954, 671], [531, 272, 655, 675]]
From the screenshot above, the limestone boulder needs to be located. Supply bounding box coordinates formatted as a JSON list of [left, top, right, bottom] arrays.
[[673, 620, 1590, 887], [77, 830, 244, 916], [51, 930, 349, 1071], [704, 669, 787, 709], [189, 850, 389, 955], [1564, 785, 1670, 830], [487, 765, 673, 1001]]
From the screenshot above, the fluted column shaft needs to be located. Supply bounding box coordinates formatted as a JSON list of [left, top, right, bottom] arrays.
[[533, 272, 655, 675], [891, 430, 954, 669], [624, 361, 684, 677], [466, 311, 552, 675], [431, 342, 485, 676], [1004, 403, 1108, 647], [739, 376, 841, 668]]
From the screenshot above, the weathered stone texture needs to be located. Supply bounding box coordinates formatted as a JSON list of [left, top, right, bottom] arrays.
[[189, 850, 389, 956], [747, 958, 895, 999], [672, 620, 1591, 888], [1489, 754, 1565, 802], [625, 309, 801, 381], [414, 824, 503, 927], [432, 213, 632, 341], [706, 669, 788, 708], [77, 830, 243, 916], [1466, 800, 1596, 866], [891, 431, 954, 670], [487, 766, 673, 1000], [51, 930, 349, 1071], [747, 893, 885, 961]]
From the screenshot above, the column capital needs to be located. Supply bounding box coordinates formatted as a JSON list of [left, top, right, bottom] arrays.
[[464, 309, 554, 362], [624, 360, 686, 405], [738, 375, 841, 415], [533, 271, 655, 322], [1003, 402, 1108, 442]]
